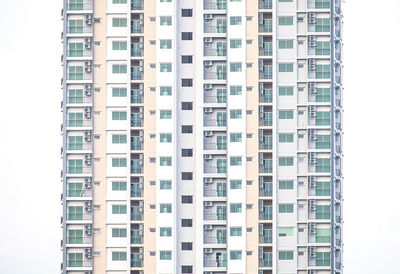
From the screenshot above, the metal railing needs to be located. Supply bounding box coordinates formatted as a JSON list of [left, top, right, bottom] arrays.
[[203, 188, 227, 197], [204, 25, 227, 33], [204, 95, 227, 103], [204, 71, 227, 80], [204, 47, 227, 57], [203, 236, 227, 244], [66, 96, 92, 104], [66, 142, 92, 151], [66, 260, 92, 267], [204, 142, 226, 150], [204, 212, 227, 221], [204, 0, 227, 10], [204, 118, 226, 127], [204, 165, 226, 174], [66, 166, 92, 175], [67, 25, 92, 34], [67, 1, 92, 10], [260, 253, 273, 267], [66, 119, 92, 127], [66, 188, 92, 197], [66, 236, 92, 244], [66, 212, 92, 221], [204, 259, 227, 267]]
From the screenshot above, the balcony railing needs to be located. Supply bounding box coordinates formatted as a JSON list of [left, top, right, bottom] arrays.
[[66, 236, 92, 244], [204, 118, 227, 127], [131, 206, 143, 221], [204, 25, 227, 33], [204, 212, 227, 221], [204, 95, 227, 103], [66, 212, 92, 221], [131, 114, 143, 127], [260, 0, 272, 9], [260, 206, 273, 220], [204, 259, 227, 268], [260, 229, 272, 243], [204, 188, 227, 197], [66, 260, 92, 267], [204, 0, 227, 10], [66, 166, 92, 175], [204, 47, 227, 57], [67, 2, 93, 11], [131, 254, 143, 267], [260, 253, 273, 267], [260, 113, 273, 126], [131, 67, 143, 80], [204, 236, 227, 244], [204, 142, 226, 150], [204, 165, 226, 174], [131, 0, 143, 10], [131, 230, 143, 244], [204, 71, 227, 80]]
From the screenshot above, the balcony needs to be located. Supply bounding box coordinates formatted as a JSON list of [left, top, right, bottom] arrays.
[[131, 20, 143, 34], [204, 0, 227, 10], [131, 159, 143, 174], [204, 68, 227, 80], [67, 23, 92, 35], [204, 117, 226, 127], [204, 24, 227, 34], [131, 253, 143, 267], [131, 230, 143, 244], [260, 65, 273, 80], [260, 42, 273, 56], [66, 95, 92, 104], [204, 45, 227, 57], [131, 66, 143, 80], [66, 260, 92, 268], [260, 229, 273, 244], [131, 0, 143, 10], [66, 212, 92, 221], [260, 159, 272, 173], [259, 0, 272, 9], [204, 235, 227, 244], [260, 136, 272, 150], [131, 183, 142, 197], [66, 187, 92, 197], [203, 186, 227, 197], [260, 182, 272, 197], [66, 236, 92, 245], [131, 136, 143, 150], [131, 206, 143, 221], [204, 205, 227, 220], [131, 43, 143, 57], [260, 112, 272, 127], [204, 259, 227, 268], [260, 19, 272, 33], [204, 93, 227, 104], [131, 113, 143, 127], [66, 0, 92, 11], [259, 253, 273, 267], [260, 206, 272, 220], [66, 165, 92, 175]]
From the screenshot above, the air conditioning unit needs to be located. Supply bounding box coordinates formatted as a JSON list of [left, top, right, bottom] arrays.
[[204, 177, 213, 183], [85, 153, 92, 165], [308, 58, 316, 70], [84, 177, 92, 188], [309, 246, 316, 257], [204, 14, 213, 20], [85, 14, 93, 25], [204, 225, 213, 230], [308, 176, 316, 188], [84, 83, 92, 96], [85, 200, 92, 212], [204, 248, 213, 254], [84, 106, 92, 119], [204, 108, 213, 113], [84, 60, 92, 73], [259, 59, 264, 71], [204, 84, 213, 90], [84, 130, 92, 142], [308, 12, 316, 24], [84, 37, 92, 49], [204, 131, 213, 137], [309, 199, 316, 211], [204, 154, 212, 160], [204, 201, 213, 207], [258, 36, 264, 48], [204, 37, 212, 43], [205, 60, 213, 67], [309, 222, 316, 234], [84, 247, 92, 259], [308, 35, 316, 47], [309, 152, 316, 164], [309, 105, 317, 117], [84, 224, 92, 236], [309, 129, 317, 141]]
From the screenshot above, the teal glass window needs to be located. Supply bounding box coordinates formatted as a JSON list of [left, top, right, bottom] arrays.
[[279, 180, 294, 189], [67, 182, 83, 197], [316, 158, 330, 172], [112, 41, 127, 50], [316, 65, 330, 79], [67, 229, 83, 243], [160, 133, 172, 142], [160, 203, 172, 213], [230, 16, 242, 25], [68, 20, 83, 33], [160, 40, 172, 49], [316, 228, 331, 243], [112, 181, 127, 190], [112, 18, 127, 27], [160, 110, 172, 119], [316, 18, 330, 32], [112, 228, 127, 237], [160, 86, 172, 96], [160, 251, 172, 260], [230, 39, 242, 48], [278, 204, 294, 213], [278, 110, 294, 119], [230, 251, 242, 260], [316, 88, 330, 102], [160, 63, 172, 72], [316, 41, 330, 55], [112, 111, 127, 120], [230, 156, 242, 166], [316, 111, 330, 125], [112, 87, 127, 97], [160, 180, 172, 189], [278, 133, 294, 143], [67, 252, 83, 267], [278, 251, 294, 260], [67, 159, 83, 173], [278, 17, 293, 26], [316, 205, 330, 219], [160, 16, 172, 26], [230, 227, 242, 236], [67, 66, 83, 80], [160, 157, 172, 166], [278, 63, 293, 72], [230, 63, 242, 72], [316, 252, 330, 266], [230, 86, 242, 95], [160, 227, 172, 236], [112, 205, 127, 214], [316, 134, 330, 149], [68, 43, 83, 57], [68, 136, 83, 150], [67, 89, 83, 103], [67, 206, 83, 220], [230, 133, 242, 142], [278, 86, 294, 96], [112, 134, 127, 144], [112, 252, 127, 261], [316, 182, 330, 196], [230, 203, 242, 213], [112, 158, 127, 167], [230, 110, 242, 119], [278, 40, 293, 49], [230, 180, 242, 189]]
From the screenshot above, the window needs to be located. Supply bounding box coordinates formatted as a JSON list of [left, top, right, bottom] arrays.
[[160, 251, 172, 260], [160, 0, 171, 2], [160, 157, 172, 166], [182, 102, 193, 110], [160, 180, 172, 189], [278, 227, 294, 237], [160, 39, 172, 49], [181, 242, 193, 250], [160, 133, 172, 142], [230, 180, 242, 189], [182, 55, 193, 64], [278, 0, 293, 2], [278, 40, 293, 49], [279, 180, 294, 189], [112, 181, 127, 190], [112, 134, 127, 144], [316, 88, 330, 102], [316, 18, 330, 32], [182, 149, 193, 157], [181, 172, 193, 180], [278, 110, 294, 119], [160, 16, 172, 26], [181, 32, 193, 40], [316, 135, 330, 149], [316, 41, 330, 55], [230, 157, 242, 166], [230, 133, 242, 142], [278, 86, 294, 96], [230, 16, 242, 25], [67, 182, 83, 197], [68, 0, 83, 10], [316, 228, 331, 243], [278, 133, 294, 143], [67, 252, 83, 267], [315, 0, 330, 8], [230, 251, 242, 260], [230, 39, 242, 48], [230, 227, 242, 236], [181, 79, 193, 87], [160, 110, 172, 119], [112, 41, 127, 50], [68, 43, 83, 57], [112, 18, 127, 27], [112, 228, 127, 237], [278, 157, 294, 166], [160, 86, 172, 96], [316, 64, 330, 79], [112, 252, 127, 261], [278, 63, 293, 72], [278, 17, 293, 26], [67, 159, 83, 174], [182, 9, 193, 17], [316, 111, 330, 125], [230, 63, 242, 72], [278, 204, 294, 213], [316, 158, 330, 173], [67, 206, 83, 220], [181, 219, 192, 227], [112, 64, 127, 74], [181, 125, 193, 133], [230, 203, 242, 213], [316, 252, 330, 266], [67, 229, 83, 243], [67, 89, 83, 103], [181, 195, 193, 204], [112, 158, 127, 167], [67, 66, 83, 80], [112, 111, 127, 120], [68, 20, 83, 33], [181, 266, 193, 274], [68, 136, 83, 150], [316, 182, 330, 196], [279, 251, 294, 260], [160, 203, 172, 213], [160, 63, 172, 72], [112, 87, 127, 97], [160, 227, 172, 236], [112, 205, 127, 214], [230, 110, 242, 119], [316, 205, 330, 219], [229, 86, 242, 95]]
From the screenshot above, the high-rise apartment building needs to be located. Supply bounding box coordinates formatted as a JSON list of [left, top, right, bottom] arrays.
[[61, 0, 343, 273]]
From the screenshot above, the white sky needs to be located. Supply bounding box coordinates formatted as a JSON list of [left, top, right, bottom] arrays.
[[0, 0, 399, 273]]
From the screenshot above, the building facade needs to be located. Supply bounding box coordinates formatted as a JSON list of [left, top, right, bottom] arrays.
[[61, 0, 343, 273]]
